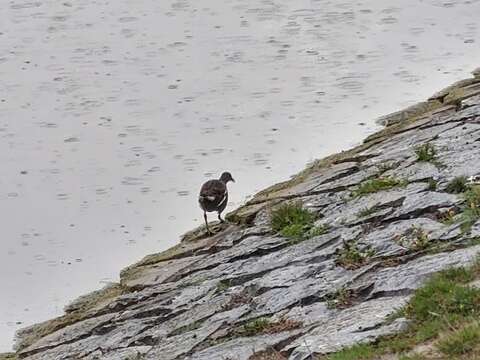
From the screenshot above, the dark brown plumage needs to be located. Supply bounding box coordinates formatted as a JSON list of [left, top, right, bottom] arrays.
[[199, 172, 235, 234]]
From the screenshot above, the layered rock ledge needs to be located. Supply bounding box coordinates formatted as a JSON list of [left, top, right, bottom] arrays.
[[5, 69, 480, 360]]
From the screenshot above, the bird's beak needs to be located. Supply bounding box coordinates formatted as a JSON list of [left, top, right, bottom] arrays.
[[232, 178, 236, 183]]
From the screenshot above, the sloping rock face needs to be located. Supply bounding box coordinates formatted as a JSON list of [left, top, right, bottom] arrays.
[[10, 72, 480, 360]]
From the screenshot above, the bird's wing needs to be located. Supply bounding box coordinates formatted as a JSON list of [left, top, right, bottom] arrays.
[[200, 180, 227, 203]]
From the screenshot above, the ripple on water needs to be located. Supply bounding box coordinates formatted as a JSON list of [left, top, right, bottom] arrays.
[[121, 177, 144, 186], [10, 2, 42, 10], [147, 166, 161, 173], [34, 254, 45, 261]]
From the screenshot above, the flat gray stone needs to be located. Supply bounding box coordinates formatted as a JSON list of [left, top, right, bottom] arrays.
[[188, 330, 304, 360], [286, 297, 409, 359]]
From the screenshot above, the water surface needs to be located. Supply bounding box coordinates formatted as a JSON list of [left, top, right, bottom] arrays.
[[1, 0, 479, 351]]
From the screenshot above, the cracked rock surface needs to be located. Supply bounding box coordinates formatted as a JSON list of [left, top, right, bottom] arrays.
[[9, 72, 480, 360]]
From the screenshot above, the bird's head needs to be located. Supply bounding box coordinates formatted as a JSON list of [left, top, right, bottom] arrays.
[[219, 171, 235, 183]]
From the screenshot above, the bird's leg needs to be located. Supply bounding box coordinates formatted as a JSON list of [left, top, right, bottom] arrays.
[[204, 212, 212, 235], [218, 212, 225, 223]]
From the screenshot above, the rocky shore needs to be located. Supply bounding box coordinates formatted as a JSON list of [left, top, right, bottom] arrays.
[[4, 68, 480, 360]]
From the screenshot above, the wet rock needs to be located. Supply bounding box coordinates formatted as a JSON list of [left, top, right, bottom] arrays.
[[13, 74, 480, 360], [362, 245, 480, 298], [286, 297, 409, 358], [121, 255, 207, 289], [84, 346, 151, 360], [375, 100, 442, 126], [188, 330, 304, 360], [385, 190, 460, 220], [19, 313, 117, 358], [361, 218, 443, 256]]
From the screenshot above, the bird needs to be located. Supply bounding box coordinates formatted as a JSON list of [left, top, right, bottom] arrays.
[[198, 171, 235, 235]]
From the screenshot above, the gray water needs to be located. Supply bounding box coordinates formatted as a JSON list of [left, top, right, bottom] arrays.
[[1, 0, 479, 352]]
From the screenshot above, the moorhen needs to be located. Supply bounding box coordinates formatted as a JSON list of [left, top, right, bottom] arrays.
[[198, 172, 235, 234]]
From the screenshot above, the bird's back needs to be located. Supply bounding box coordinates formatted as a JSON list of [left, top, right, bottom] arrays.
[[199, 179, 227, 212]]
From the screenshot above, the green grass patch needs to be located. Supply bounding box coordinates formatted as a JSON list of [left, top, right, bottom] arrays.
[[459, 185, 480, 233], [271, 202, 313, 232], [415, 143, 436, 163], [279, 223, 306, 239], [241, 318, 271, 336], [437, 322, 480, 356], [215, 279, 232, 294], [270, 202, 328, 243], [427, 178, 438, 191], [326, 287, 355, 309], [404, 270, 480, 324], [336, 241, 375, 269], [352, 176, 407, 197], [326, 343, 378, 360], [445, 176, 468, 194], [440, 182, 480, 233]]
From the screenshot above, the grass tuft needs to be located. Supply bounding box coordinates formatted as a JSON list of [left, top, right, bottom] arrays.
[[271, 202, 313, 232], [241, 318, 271, 336], [437, 322, 480, 356], [459, 185, 480, 232], [427, 178, 438, 191], [415, 143, 436, 163], [326, 287, 355, 309], [270, 202, 328, 243], [404, 272, 480, 324], [352, 176, 407, 197], [279, 223, 306, 239], [439, 181, 480, 233], [215, 279, 232, 294], [445, 176, 468, 194], [326, 343, 377, 360], [336, 241, 375, 269]]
